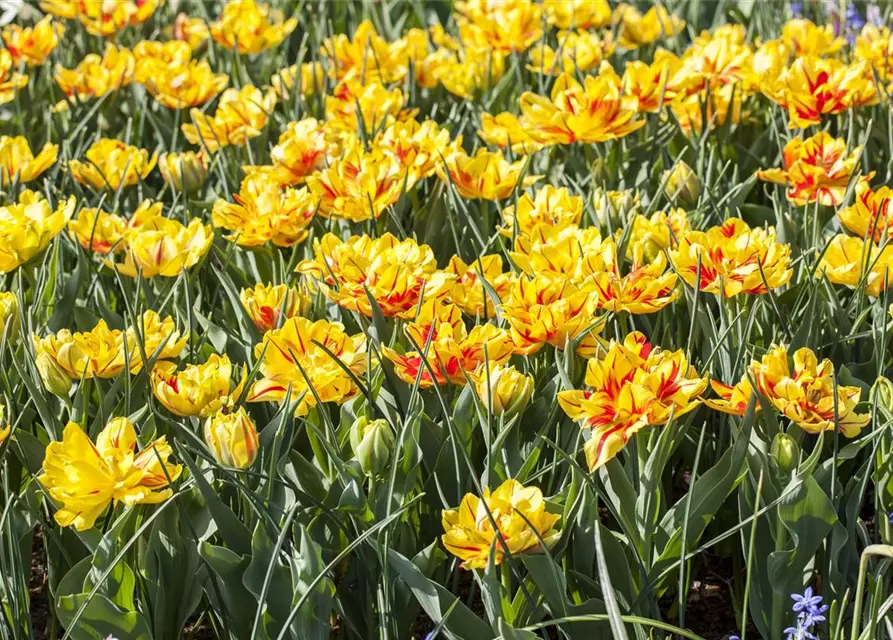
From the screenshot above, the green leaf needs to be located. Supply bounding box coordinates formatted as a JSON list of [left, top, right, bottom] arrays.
[[56, 593, 153, 640], [388, 548, 493, 640]]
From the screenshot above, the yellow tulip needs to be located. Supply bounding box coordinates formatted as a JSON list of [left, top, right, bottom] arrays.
[[669, 85, 744, 136], [68, 200, 162, 256], [321, 19, 406, 85], [614, 3, 685, 49], [68, 139, 157, 191], [306, 141, 409, 222], [499, 185, 584, 238], [256, 118, 334, 185], [210, 0, 297, 55], [33, 320, 126, 380], [240, 283, 311, 334], [376, 118, 455, 183], [445, 255, 515, 318], [324, 80, 410, 136], [516, 71, 644, 146], [383, 300, 514, 388], [38, 418, 181, 531], [705, 377, 758, 416], [125, 311, 188, 374], [105, 216, 213, 279], [43, 0, 158, 37], [558, 332, 707, 470], [170, 13, 209, 50], [855, 25, 893, 90], [544, 0, 611, 29], [472, 362, 534, 417], [500, 275, 602, 356], [477, 112, 543, 155], [669, 218, 792, 297], [756, 133, 859, 207], [620, 55, 680, 113], [152, 354, 245, 418], [624, 209, 691, 266], [34, 311, 185, 380], [582, 249, 679, 315], [204, 407, 260, 469], [296, 233, 454, 319], [247, 317, 366, 416], [55, 44, 134, 104], [0, 191, 75, 273], [781, 18, 845, 58], [442, 479, 561, 569], [0, 136, 58, 187], [530, 29, 614, 77], [141, 59, 229, 109], [762, 56, 878, 129], [434, 47, 507, 100], [455, 0, 543, 54], [437, 148, 541, 200], [182, 85, 275, 152], [837, 177, 893, 242], [213, 173, 315, 247], [2, 15, 64, 66], [511, 224, 604, 281], [593, 187, 641, 227], [0, 50, 27, 106], [753, 346, 869, 437], [132, 40, 193, 81], [815, 234, 893, 298]]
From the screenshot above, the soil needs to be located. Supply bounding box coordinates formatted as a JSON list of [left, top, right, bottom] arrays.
[[30, 526, 50, 640]]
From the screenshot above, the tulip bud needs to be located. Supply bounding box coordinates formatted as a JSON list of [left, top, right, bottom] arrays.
[[36, 352, 72, 397], [349, 417, 395, 476], [0, 292, 17, 339], [593, 187, 640, 228], [590, 157, 610, 186], [204, 407, 259, 469], [873, 376, 893, 412], [770, 433, 800, 473], [662, 161, 700, 206], [159, 152, 208, 194], [474, 363, 534, 417]]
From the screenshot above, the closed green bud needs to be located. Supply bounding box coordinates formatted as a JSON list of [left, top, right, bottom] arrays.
[[770, 433, 799, 473], [873, 376, 893, 412], [36, 352, 72, 397], [662, 161, 700, 206], [350, 417, 395, 476]]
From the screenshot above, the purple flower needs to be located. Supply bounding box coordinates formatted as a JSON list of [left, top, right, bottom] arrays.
[[789, 1, 804, 18], [424, 633, 437, 640], [866, 4, 883, 26], [792, 588, 822, 614], [845, 4, 866, 45], [888, 512, 893, 525]]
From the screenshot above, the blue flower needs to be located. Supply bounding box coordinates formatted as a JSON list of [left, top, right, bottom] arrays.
[[424, 633, 437, 640], [888, 512, 893, 525], [791, 587, 823, 615], [789, 1, 803, 18]]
